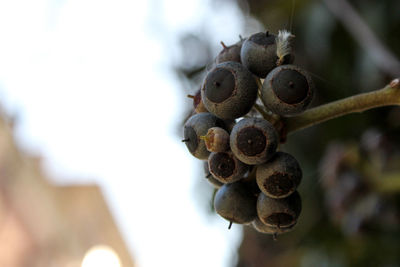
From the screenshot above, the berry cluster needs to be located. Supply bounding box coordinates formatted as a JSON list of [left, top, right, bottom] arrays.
[[183, 30, 314, 238]]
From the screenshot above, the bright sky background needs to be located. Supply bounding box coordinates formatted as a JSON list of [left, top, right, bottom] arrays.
[[0, 0, 256, 266]]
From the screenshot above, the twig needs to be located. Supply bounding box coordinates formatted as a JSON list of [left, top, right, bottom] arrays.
[[283, 78, 400, 134]]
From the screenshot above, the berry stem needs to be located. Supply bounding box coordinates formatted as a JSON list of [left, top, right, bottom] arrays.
[[283, 78, 400, 135], [220, 41, 228, 49], [253, 103, 276, 123]]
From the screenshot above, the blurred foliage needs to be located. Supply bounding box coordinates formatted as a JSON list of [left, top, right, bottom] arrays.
[[175, 0, 400, 266]]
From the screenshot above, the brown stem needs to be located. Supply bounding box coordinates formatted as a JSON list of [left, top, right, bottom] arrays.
[[283, 78, 400, 134], [220, 41, 228, 49]]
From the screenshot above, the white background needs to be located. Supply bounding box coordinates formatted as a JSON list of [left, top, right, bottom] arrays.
[[0, 0, 256, 266]]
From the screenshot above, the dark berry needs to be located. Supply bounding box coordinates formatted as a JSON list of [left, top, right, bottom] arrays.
[[214, 181, 257, 225], [203, 161, 223, 188], [201, 61, 258, 119], [261, 64, 314, 116], [256, 152, 302, 199], [230, 118, 279, 165], [221, 119, 236, 133], [257, 191, 301, 228], [208, 151, 249, 183], [240, 31, 278, 78]]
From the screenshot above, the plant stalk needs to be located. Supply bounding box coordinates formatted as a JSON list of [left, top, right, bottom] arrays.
[[282, 78, 400, 135]]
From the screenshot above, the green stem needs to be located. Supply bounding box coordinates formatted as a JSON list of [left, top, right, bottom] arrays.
[[283, 79, 400, 134], [254, 103, 278, 123]]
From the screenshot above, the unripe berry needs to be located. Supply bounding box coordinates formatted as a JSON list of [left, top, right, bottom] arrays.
[[188, 88, 208, 113], [201, 61, 258, 119], [183, 112, 225, 160], [256, 152, 302, 199], [215, 37, 245, 64], [261, 64, 314, 116], [240, 31, 278, 78], [257, 191, 301, 228], [230, 118, 279, 165], [214, 181, 257, 225], [208, 151, 249, 183], [201, 127, 230, 152]]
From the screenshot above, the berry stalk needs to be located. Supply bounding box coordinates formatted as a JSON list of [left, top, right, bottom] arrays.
[[253, 103, 279, 124], [283, 78, 400, 134]]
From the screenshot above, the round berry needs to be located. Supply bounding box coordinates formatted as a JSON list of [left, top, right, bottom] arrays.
[[189, 88, 208, 113], [240, 31, 278, 78], [203, 161, 223, 188], [222, 118, 236, 133], [214, 181, 257, 225], [183, 112, 224, 160], [261, 64, 314, 116], [201, 61, 258, 119], [256, 152, 302, 199], [215, 37, 245, 64], [230, 118, 279, 165], [208, 151, 249, 184], [257, 191, 301, 228]]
